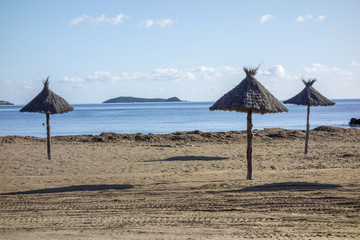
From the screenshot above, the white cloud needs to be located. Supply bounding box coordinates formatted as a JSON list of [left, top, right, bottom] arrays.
[[86, 71, 122, 82], [62, 76, 85, 83], [143, 19, 154, 28], [196, 66, 241, 80], [351, 61, 360, 66], [316, 15, 326, 22], [69, 15, 89, 26], [217, 66, 241, 75], [2, 80, 34, 90], [268, 65, 286, 77], [296, 14, 326, 22], [296, 16, 305, 22], [61, 65, 242, 85], [197, 66, 222, 80], [157, 18, 175, 27], [90, 14, 107, 26], [301, 63, 353, 88], [150, 68, 195, 81], [259, 65, 295, 80], [69, 13, 128, 26], [119, 72, 144, 81], [23, 83, 34, 90], [139, 18, 176, 29], [302, 63, 344, 74], [303, 63, 326, 73], [53, 64, 360, 102], [260, 14, 274, 23], [113, 14, 128, 25], [299, 63, 356, 98], [81, 69, 194, 83], [296, 14, 312, 22]]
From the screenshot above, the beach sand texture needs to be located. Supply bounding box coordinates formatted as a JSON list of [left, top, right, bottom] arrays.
[[0, 126, 359, 239]]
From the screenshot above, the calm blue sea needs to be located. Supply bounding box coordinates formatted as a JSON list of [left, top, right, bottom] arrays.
[[0, 99, 359, 137]]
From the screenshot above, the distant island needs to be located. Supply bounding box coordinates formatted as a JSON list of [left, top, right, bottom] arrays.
[[103, 96, 184, 103], [0, 100, 14, 105]]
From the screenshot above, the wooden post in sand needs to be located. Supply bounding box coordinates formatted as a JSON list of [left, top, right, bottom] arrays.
[[209, 67, 288, 180], [304, 104, 310, 155], [284, 79, 335, 155], [46, 113, 51, 159], [246, 111, 253, 180], [20, 78, 73, 159]]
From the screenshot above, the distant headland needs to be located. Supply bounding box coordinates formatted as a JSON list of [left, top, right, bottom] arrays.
[[103, 96, 184, 103], [0, 100, 14, 105]]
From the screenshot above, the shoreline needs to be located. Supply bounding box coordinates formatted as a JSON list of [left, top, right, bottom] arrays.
[[1, 125, 359, 144]]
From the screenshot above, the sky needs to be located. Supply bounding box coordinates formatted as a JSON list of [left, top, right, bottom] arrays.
[[1, 0, 360, 104]]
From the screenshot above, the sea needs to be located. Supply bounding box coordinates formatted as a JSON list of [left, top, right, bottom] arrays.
[[0, 99, 359, 137]]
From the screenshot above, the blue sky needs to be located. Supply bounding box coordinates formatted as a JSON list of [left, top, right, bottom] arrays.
[[1, 0, 359, 104]]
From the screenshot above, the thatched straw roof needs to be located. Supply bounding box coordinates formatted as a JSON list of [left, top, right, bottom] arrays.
[[209, 67, 288, 114], [20, 77, 74, 114], [283, 79, 335, 106]]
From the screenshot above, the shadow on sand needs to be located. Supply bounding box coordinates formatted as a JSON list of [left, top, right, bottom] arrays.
[[1, 184, 134, 195], [226, 182, 341, 193], [145, 155, 228, 162]]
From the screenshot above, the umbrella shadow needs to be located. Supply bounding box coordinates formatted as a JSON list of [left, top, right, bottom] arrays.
[[145, 156, 228, 162], [1, 184, 133, 195], [225, 182, 341, 193]]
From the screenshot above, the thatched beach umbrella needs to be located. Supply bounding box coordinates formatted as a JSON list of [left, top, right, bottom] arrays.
[[20, 77, 74, 159], [210, 67, 288, 180], [284, 79, 335, 154]]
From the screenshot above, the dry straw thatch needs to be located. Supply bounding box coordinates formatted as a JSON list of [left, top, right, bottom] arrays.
[[210, 67, 288, 114], [283, 79, 335, 106], [20, 78, 74, 114], [210, 67, 288, 180], [284, 78, 335, 154], [20, 77, 74, 159]]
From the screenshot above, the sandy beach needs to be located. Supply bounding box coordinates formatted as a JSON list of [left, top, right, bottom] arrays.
[[0, 126, 359, 239]]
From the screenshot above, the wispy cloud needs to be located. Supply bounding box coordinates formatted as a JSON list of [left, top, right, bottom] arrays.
[[157, 18, 175, 27], [69, 13, 128, 26], [69, 15, 89, 26], [296, 14, 312, 22], [301, 63, 353, 87], [302, 63, 342, 74], [196, 66, 241, 80], [150, 68, 195, 81], [142, 19, 154, 28], [83, 68, 194, 83], [62, 76, 85, 83], [299, 63, 355, 98], [316, 15, 326, 22], [138, 18, 176, 29], [61, 66, 242, 84], [61, 64, 355, 86], [260, 14, 274, 23], [86, 71, 122, 83], [56, 63, 360, 102], [351, 61, 360, 66], [259, 65, 296, 80], [2, 80, 34, 90], [296, 14, 326, 22]]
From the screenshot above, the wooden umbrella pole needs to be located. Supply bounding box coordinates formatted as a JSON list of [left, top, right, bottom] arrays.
[[304, 104, 310, 154], [246, 111, 253, 180], [46, 113, 51, 159]]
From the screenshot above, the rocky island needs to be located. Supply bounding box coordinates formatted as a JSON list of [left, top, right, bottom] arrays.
[[103, 96, 184, 103], [0, 100, 14, 105]]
